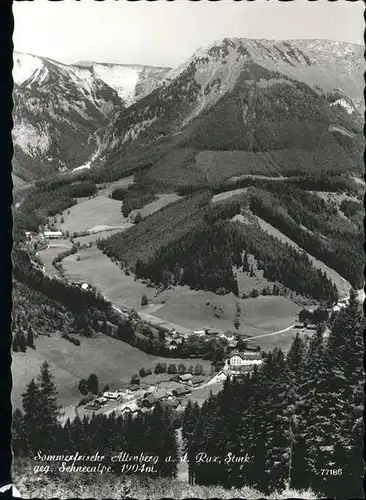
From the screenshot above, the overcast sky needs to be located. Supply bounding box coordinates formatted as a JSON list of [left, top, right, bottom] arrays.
[[13, 0, 364, 68]]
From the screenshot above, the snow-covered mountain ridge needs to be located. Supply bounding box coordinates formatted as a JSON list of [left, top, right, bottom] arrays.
[[12, 52, 170, 180], [13, 53, 170, 107]]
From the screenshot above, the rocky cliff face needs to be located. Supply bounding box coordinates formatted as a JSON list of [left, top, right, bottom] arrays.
[[12, 53, 169, 180]]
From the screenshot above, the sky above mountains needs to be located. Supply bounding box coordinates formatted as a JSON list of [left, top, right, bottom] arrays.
[[14, 0, 364, 68]]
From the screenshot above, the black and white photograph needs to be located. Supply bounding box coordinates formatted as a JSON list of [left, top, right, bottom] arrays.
[[9, 0, 365, 498]]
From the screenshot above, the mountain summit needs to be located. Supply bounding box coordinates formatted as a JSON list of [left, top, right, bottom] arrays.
[[92, 38, 363, 179]]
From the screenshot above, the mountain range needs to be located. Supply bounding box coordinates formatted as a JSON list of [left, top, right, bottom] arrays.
[[12, 52, 170, 180], [12, 38, 364, 182]]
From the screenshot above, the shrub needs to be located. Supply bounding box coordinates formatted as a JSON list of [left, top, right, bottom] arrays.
[[167, 364, 177, 374], [87, 373, 99, 394], [78, 379, 89, 396], [141, 294, 149, 306]]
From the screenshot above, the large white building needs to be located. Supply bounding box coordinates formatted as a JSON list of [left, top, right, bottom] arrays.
[[224, 350, 263, 371], [43, 230, 63, 239]]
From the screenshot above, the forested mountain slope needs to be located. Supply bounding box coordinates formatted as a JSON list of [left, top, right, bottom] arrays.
[[92, 38, 363, 183]]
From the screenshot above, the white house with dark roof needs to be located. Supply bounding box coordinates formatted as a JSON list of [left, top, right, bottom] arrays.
[[224, 350, 263, 371]]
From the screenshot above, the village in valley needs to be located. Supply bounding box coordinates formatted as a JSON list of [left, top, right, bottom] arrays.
[[21, 226, 356, 426], [59, 346, 265, 424]]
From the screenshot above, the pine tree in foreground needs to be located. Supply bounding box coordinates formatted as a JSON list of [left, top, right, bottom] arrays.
[[38, 361, 59, 452], [21, 378, 43, 454]]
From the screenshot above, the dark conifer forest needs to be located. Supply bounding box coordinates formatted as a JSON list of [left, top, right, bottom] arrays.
[[182, 291, 364, 498], [98, 192, 339, 302]]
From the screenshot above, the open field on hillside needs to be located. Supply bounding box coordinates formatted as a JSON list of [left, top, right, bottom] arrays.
[[12, 345, 81, 411], [74, 229, 126, 245], [62, 247, 160, 309], [59, 196, 125, 234], [37, 239, 73, 277], [232, 213, 351, 298], [152, 291, 299, 337], [129, 193, 183, 219], [61, 245, 299, 345], [11, 333, 212, 411], [311, 190, 361, 205], [251, 327, 310, 353], [58, 192, 182, 235]]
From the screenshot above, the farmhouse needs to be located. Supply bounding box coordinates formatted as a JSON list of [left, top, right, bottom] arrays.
[[178, 373, 193, 383], [103, 392, 120, 400], [43, 231, 63, 239], [166, 339, 178, 350], [172, 386, 191, 397], [225, 351, 263, 371], [121, 402, 141, 415], [94, 397, 108, 406], [141, 394, 157, 408], [209, 369, 230, 384], [190, 377, 204, 387], [125, 385, 139, 394]]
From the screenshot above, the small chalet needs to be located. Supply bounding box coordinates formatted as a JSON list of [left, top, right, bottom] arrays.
[[103, 391, 121, 400], [94, 397, 108, 406], [122, 402, 140, 414], [141, 394, 157, 408], [178, 373, 192, 383], [125, 385, 139, 393], [172, 386, 191, 397], [166, 339, 178, 350], [238, 341, 261, 352], [209, 369, 230, 384]]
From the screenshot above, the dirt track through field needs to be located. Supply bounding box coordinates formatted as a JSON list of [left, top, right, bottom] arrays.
[[245, 323, 295, 341]]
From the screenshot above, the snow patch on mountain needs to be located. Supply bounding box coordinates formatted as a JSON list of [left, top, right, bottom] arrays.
[[93, 64, 140, 105], [13, 53, 44, 85]]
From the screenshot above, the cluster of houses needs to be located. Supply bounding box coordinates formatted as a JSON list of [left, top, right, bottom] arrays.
[[84, 372, 207, 416], [165, 327, 239, 351], [24, 230, 64, 241]]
